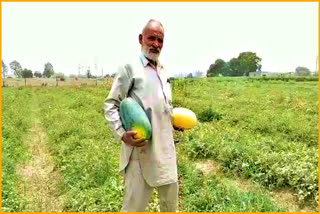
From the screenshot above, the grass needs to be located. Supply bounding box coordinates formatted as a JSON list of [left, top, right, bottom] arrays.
[[178, 158, 286, 212], [1, 76, 318, 211], [35, 87, 123, 211], [1, 88, 34, 211], [172, 77, 318, 208]]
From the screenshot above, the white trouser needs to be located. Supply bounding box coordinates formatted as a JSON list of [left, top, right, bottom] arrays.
[[121, 148, 178, 212]]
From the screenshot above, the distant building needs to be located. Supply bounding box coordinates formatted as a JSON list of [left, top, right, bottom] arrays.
[[249, 71, 279, 76]]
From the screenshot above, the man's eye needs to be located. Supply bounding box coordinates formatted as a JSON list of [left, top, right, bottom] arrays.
[[158, 39, 163, 43], [148, 36, 155, 41]]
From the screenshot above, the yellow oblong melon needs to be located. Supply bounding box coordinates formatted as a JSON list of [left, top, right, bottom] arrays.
[[172, 107, 197, 130]]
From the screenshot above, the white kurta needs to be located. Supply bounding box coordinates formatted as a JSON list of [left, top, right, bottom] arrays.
[[104, 54, 177, 187]]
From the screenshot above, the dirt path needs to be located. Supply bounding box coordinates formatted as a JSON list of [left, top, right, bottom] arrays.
[[17, 91, 63, 212]]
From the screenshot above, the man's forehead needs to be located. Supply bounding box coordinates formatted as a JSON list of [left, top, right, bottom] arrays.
[[144, 27, 164, 36]]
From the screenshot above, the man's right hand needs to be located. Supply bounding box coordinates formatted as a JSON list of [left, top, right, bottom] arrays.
[[122, 131, 147, 147]]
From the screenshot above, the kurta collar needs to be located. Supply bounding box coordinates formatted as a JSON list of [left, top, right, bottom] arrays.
[[139, 53, 163, 69]]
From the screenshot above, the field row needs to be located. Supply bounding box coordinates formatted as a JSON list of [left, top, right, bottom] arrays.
[[172, 78, 318, 208], [1, 77, 318, 211]]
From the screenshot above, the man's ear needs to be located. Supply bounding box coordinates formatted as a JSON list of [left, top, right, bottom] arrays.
[[139, 34, 143, 44]]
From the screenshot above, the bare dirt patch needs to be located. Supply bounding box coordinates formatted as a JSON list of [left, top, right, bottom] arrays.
[[17, 122, 63, 212], [195, 160, 221, 175], [270, 189, 317, 212], [234, 178, 261, 193]]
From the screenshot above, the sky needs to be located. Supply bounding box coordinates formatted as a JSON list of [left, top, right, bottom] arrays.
[[2, 2, 319, 77]]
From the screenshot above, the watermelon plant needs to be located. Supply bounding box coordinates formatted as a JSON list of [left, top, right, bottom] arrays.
[[1, 76, 318, 212]]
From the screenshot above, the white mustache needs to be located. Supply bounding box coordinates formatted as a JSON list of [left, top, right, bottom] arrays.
[[150, 48, 160, 53]]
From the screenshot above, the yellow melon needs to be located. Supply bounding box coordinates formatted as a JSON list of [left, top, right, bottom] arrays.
[[172, 107, 197, 130], [132, 126, 147, 139]]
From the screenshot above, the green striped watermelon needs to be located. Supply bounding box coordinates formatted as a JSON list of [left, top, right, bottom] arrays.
[[120, 98, 152, 140]]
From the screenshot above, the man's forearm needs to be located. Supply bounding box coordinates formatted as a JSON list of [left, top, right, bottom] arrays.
[[104, 98, 126, 141]]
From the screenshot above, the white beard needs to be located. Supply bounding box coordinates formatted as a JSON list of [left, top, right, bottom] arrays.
[[142, 46, 160, 61]]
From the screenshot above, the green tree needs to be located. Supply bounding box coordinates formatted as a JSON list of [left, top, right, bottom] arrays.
[[237, 52, 262, 76], [21, 68, 33, 78], [43, 62, 54, 78], [207, 52, 262, 77], [2, 60, 8, 78], [9, 60, 22, 77], [34, 71, 42, 78], [229, 58, 243, 76], [295, 66, 311, 76], [207, 59, 229, 77]]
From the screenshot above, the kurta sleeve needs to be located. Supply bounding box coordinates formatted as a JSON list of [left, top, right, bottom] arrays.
[[104, 65, 133, 141]]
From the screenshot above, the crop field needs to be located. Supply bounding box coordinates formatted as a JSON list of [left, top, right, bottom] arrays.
[[1, 77, 318, 212]]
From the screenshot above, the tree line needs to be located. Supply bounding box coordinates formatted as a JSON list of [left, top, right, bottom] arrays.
[[2, 60, 55, 78], [207, 52, 262, 77], [2, 60, 106, 79], [2, 53, 316, 79], [206, 51, 316, 77]]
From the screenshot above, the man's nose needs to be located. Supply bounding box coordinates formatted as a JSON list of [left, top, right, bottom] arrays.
[[153, 41, 161, 48]]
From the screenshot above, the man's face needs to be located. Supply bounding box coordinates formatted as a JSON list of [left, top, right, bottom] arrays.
[[139, 23, 164, 61]]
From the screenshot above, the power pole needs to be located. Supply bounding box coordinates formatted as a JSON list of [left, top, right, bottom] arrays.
[[101, 67, 103, 78]]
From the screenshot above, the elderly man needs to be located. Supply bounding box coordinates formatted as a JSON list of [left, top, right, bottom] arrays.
[[104, 19, 178, 212]]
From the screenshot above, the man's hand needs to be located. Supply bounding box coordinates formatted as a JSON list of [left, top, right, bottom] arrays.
[[122, 131, 147, 147]]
